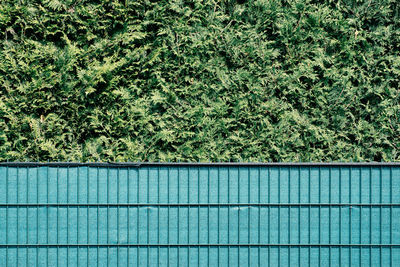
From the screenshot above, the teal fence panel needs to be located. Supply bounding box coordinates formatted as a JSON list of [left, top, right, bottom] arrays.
[[0, 163, 399, 266]]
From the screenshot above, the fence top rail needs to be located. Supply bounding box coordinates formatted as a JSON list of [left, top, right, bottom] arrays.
[[0, 161, 400, 168]]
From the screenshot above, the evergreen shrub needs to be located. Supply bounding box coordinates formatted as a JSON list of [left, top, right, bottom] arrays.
[[0, 0, 399, 161]]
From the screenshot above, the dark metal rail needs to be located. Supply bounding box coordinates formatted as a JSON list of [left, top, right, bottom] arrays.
[[0, 203, 399, 207], [1, 161, 400, 167], [1, 244, 399, 247]]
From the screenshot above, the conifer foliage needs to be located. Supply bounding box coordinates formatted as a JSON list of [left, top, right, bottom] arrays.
[[0, 0, 399, 161]]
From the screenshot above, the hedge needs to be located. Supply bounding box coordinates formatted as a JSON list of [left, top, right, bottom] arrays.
[[0, 0, 399, 162]]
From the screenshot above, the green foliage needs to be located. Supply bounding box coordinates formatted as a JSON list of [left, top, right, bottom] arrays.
[[1, 0, 399, 162]]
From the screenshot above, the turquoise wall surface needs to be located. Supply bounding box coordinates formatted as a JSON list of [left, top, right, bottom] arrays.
[[0, 163, 399, 266]]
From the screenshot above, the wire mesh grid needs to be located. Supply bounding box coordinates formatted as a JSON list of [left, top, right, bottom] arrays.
[[0, 164, 399, 266]]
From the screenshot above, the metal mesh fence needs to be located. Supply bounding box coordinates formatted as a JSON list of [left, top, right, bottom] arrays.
[[0, 163, 399, 266]]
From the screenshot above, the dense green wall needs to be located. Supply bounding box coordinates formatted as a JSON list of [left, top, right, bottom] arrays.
[[1, 0, 399, 162]]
